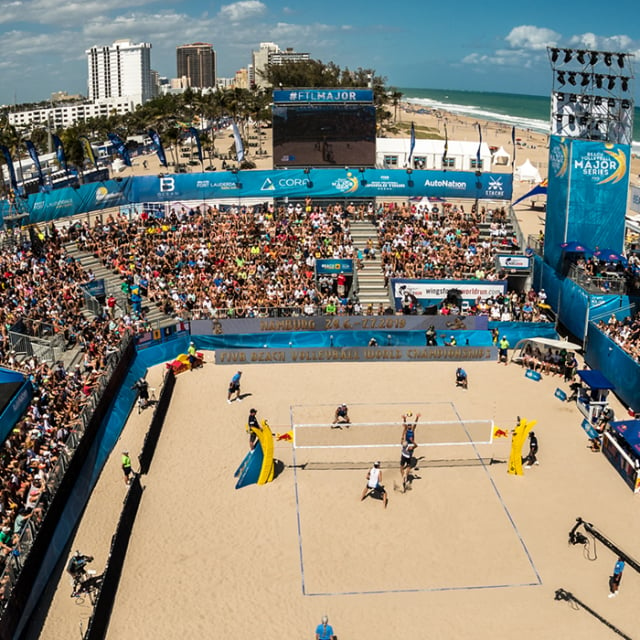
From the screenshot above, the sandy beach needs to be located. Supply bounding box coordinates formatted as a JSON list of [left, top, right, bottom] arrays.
[[39, 354, 640, 640], [34, 100, 640, 639]]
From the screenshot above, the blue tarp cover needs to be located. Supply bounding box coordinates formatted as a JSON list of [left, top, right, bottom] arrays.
[[577, 369, 615, 390]]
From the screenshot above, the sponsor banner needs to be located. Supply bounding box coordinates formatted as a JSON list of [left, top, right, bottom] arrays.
[[128, 169, 513, 203], [546, 136, 628, 269], [215, 345, 496, 365], [273, 89, 374, 103], [631, 185, 640, 214], [82, 278, 106, 298], [190, 315, 484, 336], [0, 169, 512, 226], [392, 278, 507, 305], [135, 322, 190, 351], [495, 254, 531, 271], [315, 259, 354, 275]]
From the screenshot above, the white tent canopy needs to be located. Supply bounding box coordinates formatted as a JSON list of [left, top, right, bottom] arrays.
[[515, 158, 542, 183], [492, 146, 510, 166]]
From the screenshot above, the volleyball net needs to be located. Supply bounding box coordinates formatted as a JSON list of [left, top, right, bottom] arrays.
[[292, 419, 495, 469]]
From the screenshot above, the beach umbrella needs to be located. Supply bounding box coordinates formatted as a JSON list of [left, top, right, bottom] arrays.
[[560, 241, 592, 254], [593, 248, 626, 263]]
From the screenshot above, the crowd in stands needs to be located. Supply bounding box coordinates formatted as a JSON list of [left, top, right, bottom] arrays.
[[596, 311, 640, 362], [0, 228, 133, 603], [77, 202, 358, 319], [375, 201, 518, 282], [437, 289, 551, 322]]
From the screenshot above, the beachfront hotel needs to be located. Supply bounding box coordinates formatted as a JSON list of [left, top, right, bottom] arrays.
[[86, 39, 155, 107], [176, 43, 217, 89]]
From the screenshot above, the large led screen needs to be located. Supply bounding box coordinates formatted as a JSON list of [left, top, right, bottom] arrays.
[[273, 104, 376, 167]]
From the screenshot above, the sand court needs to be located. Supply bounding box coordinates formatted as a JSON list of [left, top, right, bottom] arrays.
[[294, 462, 540, 595], [39, 357, 640, 640]]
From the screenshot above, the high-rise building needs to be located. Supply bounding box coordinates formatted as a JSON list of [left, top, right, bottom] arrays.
[[176, 43, 216, 89], [251, 42, 310, 89], [86, 40, 153, 106]]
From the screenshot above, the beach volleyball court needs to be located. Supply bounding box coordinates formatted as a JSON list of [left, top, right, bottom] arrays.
[[290, 400, 540, 595]]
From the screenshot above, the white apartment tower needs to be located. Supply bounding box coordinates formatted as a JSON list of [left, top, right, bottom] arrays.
[[86, 40, 153, 106]]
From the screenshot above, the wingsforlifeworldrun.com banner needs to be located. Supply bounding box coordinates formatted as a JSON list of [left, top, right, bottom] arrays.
[[0, 168, 513, 226]]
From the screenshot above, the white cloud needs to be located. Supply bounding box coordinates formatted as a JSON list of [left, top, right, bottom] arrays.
[[505, 25, 560, 51], [569, 32, 633, 52], [218, 0, 266, 22], [0, 0, 154, 24]]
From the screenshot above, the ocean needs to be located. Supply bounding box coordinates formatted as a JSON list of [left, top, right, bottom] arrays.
[[400, 87, 640, 155]]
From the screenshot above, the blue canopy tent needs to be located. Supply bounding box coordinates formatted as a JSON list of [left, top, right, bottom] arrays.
[[575, 369, 615, 423], [0, 367, 34, 442]]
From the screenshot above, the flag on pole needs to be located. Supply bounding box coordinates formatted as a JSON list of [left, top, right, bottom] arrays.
[[232, 121, 245, 162], [188, 127, 203, 164], [51, 134, 68, 173], [442, 122, 449, 168], [408, 121, 416, 166], [476, 123, 482, 169], [79, 136, 97, 168], [147, 129, 167, 167], [107, 133, 132, 167], [0, 145, 19, 192], [511, 126, 516, 171], [25, 140, 44, 188]]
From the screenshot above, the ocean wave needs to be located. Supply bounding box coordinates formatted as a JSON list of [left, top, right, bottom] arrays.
[[406, 96, 640, 157], [405, 97, 552, 136]]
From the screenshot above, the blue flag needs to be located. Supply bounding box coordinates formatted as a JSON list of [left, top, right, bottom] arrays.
[[51, 134, 67, 172], [25, 140, 44, 188], [0, 145, 18, 191], [442, 122, 449, 167], [408, 121, 416, 166], [147, 129, 167, 167], [476, 123, 482, 169], [188, 127, 203, 164], [232, 121, 245, 162], [108, 133, 132, 167]]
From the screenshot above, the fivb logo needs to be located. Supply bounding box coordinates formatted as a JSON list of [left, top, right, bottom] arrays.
[[159, 176, 175, 192]]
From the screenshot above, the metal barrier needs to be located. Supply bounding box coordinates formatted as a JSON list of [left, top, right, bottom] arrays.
[[567, 264, 627, 294]]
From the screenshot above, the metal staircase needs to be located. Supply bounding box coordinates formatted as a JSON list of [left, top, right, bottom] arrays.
[[350, 220, 391, 309]]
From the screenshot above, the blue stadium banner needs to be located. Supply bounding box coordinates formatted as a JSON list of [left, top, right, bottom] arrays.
[[148, 129, 167, 167], [51, 134, 68, 172], [232, 121, 245, 162], [129, 169, 512, 202], [545, 137, 630, 270], [1, 169, 513, 226], [188, 127, 203, 164], [273, 89, 374, 103], [25, 140, 44, 187], [315, 259, 354, 274], [0, 145, 18, 191], [108, 133, 132, 167]]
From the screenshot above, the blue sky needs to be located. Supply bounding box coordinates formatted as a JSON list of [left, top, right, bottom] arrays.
[[1, 0, 639, 106]]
